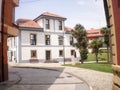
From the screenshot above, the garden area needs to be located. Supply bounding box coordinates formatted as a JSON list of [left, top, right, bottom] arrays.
[[64, 52, 113, 73]]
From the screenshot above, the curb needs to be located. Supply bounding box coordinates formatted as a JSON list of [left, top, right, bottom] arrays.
[[65, 72, 93, 90]]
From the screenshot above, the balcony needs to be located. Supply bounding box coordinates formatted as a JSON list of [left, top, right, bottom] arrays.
[[13, 0, 19, 6]]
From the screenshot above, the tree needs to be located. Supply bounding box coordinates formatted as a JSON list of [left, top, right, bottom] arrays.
[[90, 39, 103, 63], [100, 27, 110, 62], [71, 24, 88, 64]]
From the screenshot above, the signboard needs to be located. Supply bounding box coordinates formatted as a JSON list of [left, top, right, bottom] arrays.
[[0, 0, 2, 42]]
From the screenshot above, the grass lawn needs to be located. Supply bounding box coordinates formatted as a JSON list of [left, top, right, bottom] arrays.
[[64, 62, 113, 73], [86, 53, 108, 62]]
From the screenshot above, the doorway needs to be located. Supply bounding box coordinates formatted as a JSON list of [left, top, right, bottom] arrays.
[[46, 50, 51, 61]]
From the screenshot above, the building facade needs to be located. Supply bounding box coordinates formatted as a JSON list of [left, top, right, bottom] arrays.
[[8, 12, 79, 63], [86, 29, 105, 53], [106, 0, 120, 90], [0, 0, 19, 82]]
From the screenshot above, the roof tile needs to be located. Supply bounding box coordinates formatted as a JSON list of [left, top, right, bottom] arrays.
[[16, 19, 41, 28]]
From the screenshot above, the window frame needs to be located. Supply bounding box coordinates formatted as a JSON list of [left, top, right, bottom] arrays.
[[45, 19, 50, 29], [45, 35, 51, 45], [30, 34, 37, 45], [59, 50, 63, 57], [70, 36, 74, 45], [31, 50, 37, 58], [58, 21, 62, 30], [71, 50, 75, 56], [58, 35, 63, 45]]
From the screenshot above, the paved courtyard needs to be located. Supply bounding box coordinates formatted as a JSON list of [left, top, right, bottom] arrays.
[[0, 62, 113, 90], [0, 66, 90, 90]]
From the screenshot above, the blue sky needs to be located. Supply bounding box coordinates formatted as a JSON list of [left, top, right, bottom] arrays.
[[15, 0, 106, 29]]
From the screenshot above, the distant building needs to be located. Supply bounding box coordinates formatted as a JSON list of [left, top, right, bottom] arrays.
[[8, 12, 79, 63], [86, 29, 105, 53], [106, 0, 120, 89]]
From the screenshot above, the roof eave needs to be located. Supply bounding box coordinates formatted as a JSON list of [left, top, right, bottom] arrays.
[[34, 15, 67, 21]]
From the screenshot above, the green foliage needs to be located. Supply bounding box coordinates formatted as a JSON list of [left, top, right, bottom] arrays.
[[100, 27, 110, 62], [90, 39, 103, 63], [71, 24, 88, 63], [80, 49, 88, 61], [100, 27, 110, 46]]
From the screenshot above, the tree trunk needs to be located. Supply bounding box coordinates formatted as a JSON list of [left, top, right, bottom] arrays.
[[95, 53, 98, 63]]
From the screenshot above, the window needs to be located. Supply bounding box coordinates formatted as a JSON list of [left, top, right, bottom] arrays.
[[31, 50, 37, 58], [45, 35, 50, 45], [71, 50, 75, 56], [70, 36, 74, 45], [30, 34, 36, 45], [59, 50, 63, 57], [58, 36, 63, 45], [59, 21, 62, 30], [45, 19, 50, 29]]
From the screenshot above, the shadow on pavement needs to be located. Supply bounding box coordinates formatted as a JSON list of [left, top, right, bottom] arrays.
[[0, 66, 66, 90]]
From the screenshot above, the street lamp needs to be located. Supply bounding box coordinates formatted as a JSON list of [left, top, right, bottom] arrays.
[[63, 30, 65, 65]]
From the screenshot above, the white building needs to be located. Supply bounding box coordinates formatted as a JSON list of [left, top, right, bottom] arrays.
[[8, 12, 79, 63]]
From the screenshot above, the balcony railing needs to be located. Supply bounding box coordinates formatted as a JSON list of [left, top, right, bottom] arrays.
[[13, 0, 19, 6]]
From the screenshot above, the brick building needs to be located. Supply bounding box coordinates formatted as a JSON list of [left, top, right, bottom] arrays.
[[104, 0, 120, 89], [0, 0, 19, 82]]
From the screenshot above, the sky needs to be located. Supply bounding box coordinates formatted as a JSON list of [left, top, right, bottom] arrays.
[[15, 0, 107, 30]]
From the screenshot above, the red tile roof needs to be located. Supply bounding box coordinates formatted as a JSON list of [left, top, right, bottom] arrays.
[[34, 12, 67, 21], [16, 18, 41, 28], [86, 29, 103, 38], [41, 12, 66, 18], [64, 26, 72, 31]]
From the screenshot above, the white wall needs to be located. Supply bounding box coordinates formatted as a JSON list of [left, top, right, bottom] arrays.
[[8, 16, 79, 63], [19, 29, 78, 62]]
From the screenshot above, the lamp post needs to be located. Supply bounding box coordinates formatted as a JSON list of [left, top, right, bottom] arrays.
[[63, 30, 65, 65]]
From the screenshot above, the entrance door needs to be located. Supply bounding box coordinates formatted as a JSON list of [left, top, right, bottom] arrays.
[[46, 50, 51, 61]]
